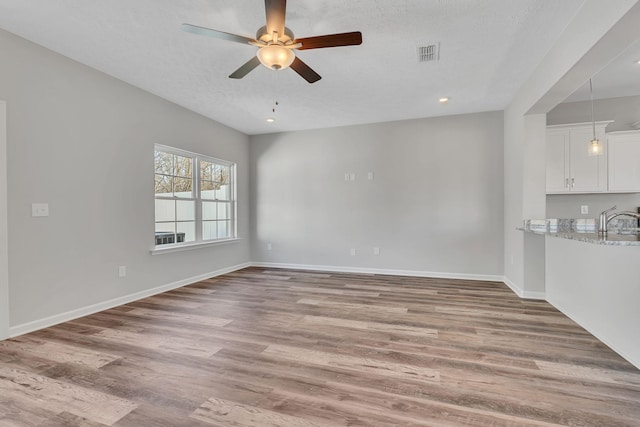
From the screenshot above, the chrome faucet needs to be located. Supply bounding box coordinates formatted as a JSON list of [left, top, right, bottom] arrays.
[[598, 205, 640, 235]]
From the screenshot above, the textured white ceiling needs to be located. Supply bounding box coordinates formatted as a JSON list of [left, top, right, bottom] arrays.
[[0, 0, 587, 135]]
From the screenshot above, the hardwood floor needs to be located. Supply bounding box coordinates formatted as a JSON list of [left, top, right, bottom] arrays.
[[1, 267, 639, 426]]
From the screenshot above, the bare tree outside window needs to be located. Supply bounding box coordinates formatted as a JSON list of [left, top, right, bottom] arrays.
[[154, 152, 193, 196]]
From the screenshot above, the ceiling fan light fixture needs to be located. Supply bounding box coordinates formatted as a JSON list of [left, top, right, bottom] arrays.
[[256, 45, 295, 70]]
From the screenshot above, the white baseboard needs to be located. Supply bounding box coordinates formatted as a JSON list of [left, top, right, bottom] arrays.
[[251, 262, 504, 283], [8, 262, 251, 338], [502, 276, 546, 300]]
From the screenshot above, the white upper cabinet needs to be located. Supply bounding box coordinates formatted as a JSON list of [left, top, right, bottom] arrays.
[[546, 129, 570, 193], [546, 122, 610, 194], [607, 130, 640, 193]]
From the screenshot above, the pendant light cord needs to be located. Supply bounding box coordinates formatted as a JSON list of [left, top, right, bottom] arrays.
[[590, 78, 596, 139]]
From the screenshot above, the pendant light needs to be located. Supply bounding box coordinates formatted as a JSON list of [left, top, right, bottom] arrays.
[[588, 78, 603, 156]]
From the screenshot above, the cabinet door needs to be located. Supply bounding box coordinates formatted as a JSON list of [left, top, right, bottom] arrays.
[[546, 130, 570, 193], [608, 132, 640, 192], [569, 127, 607, 192]]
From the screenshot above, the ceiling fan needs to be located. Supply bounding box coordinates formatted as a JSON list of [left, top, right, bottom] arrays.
[[182, 0, 362, 83]]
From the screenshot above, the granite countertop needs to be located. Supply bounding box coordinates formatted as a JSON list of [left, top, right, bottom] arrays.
[[520, 219, 640, 246]]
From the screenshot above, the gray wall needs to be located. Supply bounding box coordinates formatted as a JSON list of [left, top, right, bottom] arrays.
[[547, 95, 640, 218], [548, 95, 640, 131], [250, 112, 504, 278], [0, 29, 251, 328], [547, 193, 640, 218]]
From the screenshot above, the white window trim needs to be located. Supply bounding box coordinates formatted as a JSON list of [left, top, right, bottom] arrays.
[[153, 144, 237, 251], [150, 237, 242, 255]]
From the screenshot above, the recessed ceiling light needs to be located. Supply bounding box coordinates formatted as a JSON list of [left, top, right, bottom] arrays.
[[439, 97, 449, 103], [266, 117, 275, 123]]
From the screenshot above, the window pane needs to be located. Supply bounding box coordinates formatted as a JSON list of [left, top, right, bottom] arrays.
[[217, 203, 229, 220], [174, 177, 192, 197], [176, 200, 195, 221], [216, 184, 229, 200], [202, 201, 216, 221], [177, 221, 195, 243], [203, 221, 217, 240], [155, 199, 175, 222], [212, 164, 222, 182], [155, 223, 175, 233], [155, 223, 175, 246], [174, 155, 192, 178], [201, 180, 215, 200], [219, 165, 230, 185], [218, 221, 230, 239], [154, 151, 173, 175], [200, 160, 213, 181], [154, 174, 172, 196]]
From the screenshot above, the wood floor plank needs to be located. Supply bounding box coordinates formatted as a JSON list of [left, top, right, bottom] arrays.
[[296, 298, 409, 314], [0, 337, 120, 369], [263, 344, 441, 384], [92, 328, 222, 358], [0, 366, 137, 425], [1, 267, 639, 426], [301, 314, 439, 337], [190, 397, 335, 427], [124, 308, 232, 328]]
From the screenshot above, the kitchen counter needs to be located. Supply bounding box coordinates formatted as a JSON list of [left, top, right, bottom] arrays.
[[519, 219, 640, 246], [545, 236, 640, 368], [519, 218, 640, 368]]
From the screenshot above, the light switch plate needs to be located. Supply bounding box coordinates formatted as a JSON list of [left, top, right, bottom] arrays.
[[581, 205, 589, 215], [31, 203, 49, 217]]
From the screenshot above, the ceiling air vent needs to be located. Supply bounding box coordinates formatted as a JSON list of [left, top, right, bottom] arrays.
[[417, 43, 440, 63]]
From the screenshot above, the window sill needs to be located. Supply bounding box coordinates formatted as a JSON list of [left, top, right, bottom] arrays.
[[150, 238, 241, 255]]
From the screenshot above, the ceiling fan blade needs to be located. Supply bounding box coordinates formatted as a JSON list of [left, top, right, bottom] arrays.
[[290, 57, 321, 83], [181, 23, 254, 45], [229, 57, 261, 79], [296, 31, 362, 50], [265, 0, 286, 38]]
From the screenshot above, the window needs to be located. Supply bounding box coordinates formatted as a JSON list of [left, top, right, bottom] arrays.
[[154, 145, 236, 247]]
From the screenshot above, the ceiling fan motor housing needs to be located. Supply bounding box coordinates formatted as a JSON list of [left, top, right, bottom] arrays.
[[256, 25, 295, 44]]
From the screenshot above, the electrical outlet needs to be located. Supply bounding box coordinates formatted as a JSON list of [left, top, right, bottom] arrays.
[[350, 248, 356, 256], [373, 247, 380, 255], [266, 243, 272, 251], [31, 203, 49, 217], [344, 173, 350, 181], [581, 205, 589, 215], [118, 266, 126, 278], [349, 172, 356, 181], [367, 172, 374, 181]]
